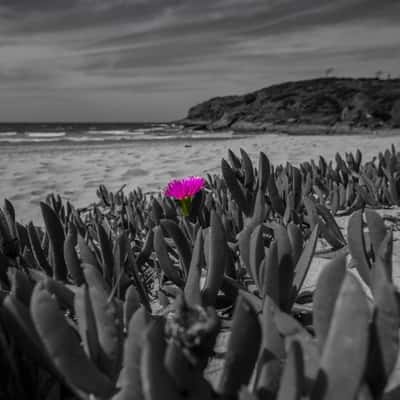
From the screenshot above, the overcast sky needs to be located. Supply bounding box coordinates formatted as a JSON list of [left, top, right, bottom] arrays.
[[0, 0, 399, 122]]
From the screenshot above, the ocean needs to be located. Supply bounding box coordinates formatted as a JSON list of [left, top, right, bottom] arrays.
[[0, 122, 235, 144], [1, 122, 399, 223]]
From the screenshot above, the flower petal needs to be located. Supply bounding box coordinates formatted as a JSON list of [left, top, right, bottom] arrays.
[[165, 176, 205, 200]]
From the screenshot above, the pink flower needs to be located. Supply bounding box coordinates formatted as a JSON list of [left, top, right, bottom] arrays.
[[165, 176, 205, 200]]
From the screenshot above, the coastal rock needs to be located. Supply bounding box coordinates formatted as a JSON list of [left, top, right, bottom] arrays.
[[229, 120, 273, 132], [209, 112, 237, 130], [182, 78, 400, 132]]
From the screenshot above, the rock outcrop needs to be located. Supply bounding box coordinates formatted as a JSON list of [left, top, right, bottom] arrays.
[[181, 78, 400, 133]]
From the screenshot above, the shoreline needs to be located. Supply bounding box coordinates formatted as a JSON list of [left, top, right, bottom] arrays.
[[180, 119, 400, 136], [0, 133, 253, 151]]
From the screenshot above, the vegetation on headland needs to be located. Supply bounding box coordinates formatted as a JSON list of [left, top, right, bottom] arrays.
[[1, 145, 400, 399], [181, 78, 400, 133]]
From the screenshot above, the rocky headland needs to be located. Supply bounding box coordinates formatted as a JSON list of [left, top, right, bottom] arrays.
[[180, 77, 400, 134]]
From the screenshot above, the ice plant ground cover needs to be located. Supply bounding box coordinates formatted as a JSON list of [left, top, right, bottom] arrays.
[[165, 175, 205, 216], [1, 146, 400, 399]]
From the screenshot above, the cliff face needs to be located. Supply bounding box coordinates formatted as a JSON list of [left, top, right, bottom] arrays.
[[182, 78, 400, 132]]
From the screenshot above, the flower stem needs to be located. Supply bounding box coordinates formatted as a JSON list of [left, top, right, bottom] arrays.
[[180, 197, 192, 217]]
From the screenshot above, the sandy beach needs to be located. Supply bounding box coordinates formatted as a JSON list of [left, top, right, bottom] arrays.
[[2, 132, 400, 223]]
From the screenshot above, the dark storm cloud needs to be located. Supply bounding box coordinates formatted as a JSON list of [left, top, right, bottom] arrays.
[[0, 0, 399, 121]]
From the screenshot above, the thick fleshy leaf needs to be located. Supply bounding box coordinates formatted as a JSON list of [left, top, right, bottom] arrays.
[[367, 240, 399, 396], [83, 263, 110, 293], [88, 282, 123, 379], [153, 226, 184, 287], [30, 283, 114, 397], [127, 250, 151, 313], [373, 230, 393, 284], [40, 202, 67, 281], [347, 210, 371, 285], [276, 341, 304, 400], [44, 277, 75, 310], [74, 284, 101, 364], [140, 319, 180, 400], [240, 148, 254, 188], [27, 222, 52, 276], [165, 340, 202, 393], [228, 149, 242, 170], [311, 273, 370, 400], [2, 294, 53, 371], [151, 198, 164, 225], [239, 388, 260, 400], [123, 285, 141, 329], [136, 229, 154, 267], [258, 152, 270, 193], [249, 225, 264, 290], [0, 206, 18, 257], [16, 222, 30, 254], [202, 210, 227, 306], [161, 219, 192, 276], [287, 223, 303, 267], [313, 254, 347, 351], [261, 241, 279, 303], [252, 188, 267, 225], [218, 295, 261, 396], [273, 224, 294, 311], [8, 268, 34, 306], [64, 223, 84, 285], [114, 307, 151, 400], [238, 224, 254, 274], [96, 223, 114, 284], [316, 204, 345, 243], [78, 235, 99, 269], [274, 311, 319, 388], [184, 229, 204, 307], [365, 210, 387, 257], [221, 158, 250, 216], [3, 199, 16, 237], [113, 231, 129, 286], [291, 224, 319, 304], [256, 296, 285, 398], [268, 173, 285, 216]]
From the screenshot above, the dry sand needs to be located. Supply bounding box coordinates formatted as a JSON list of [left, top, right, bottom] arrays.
[[2, 133, 400, 223]]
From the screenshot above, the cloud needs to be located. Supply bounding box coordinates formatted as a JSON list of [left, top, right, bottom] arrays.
[[0, 0, 399, 121]]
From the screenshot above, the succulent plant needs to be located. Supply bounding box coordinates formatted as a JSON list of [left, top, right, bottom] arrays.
[[1, 145, 400, 399]]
